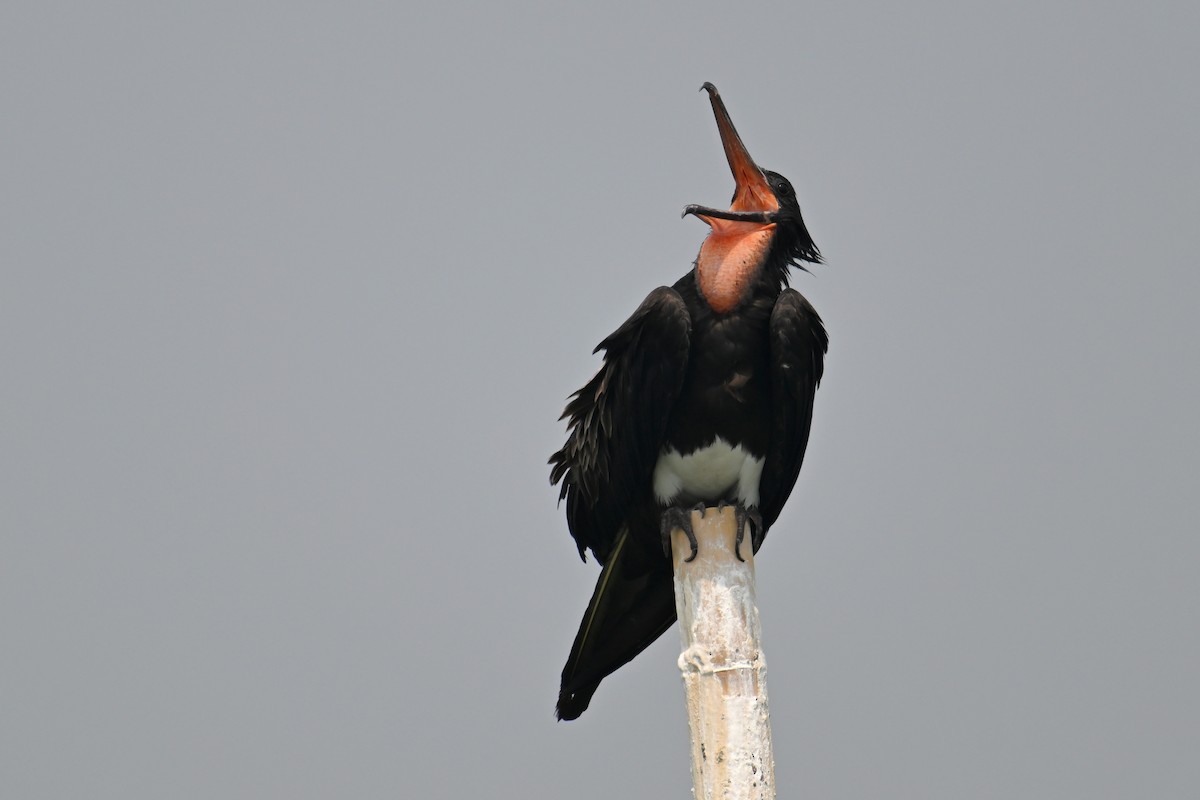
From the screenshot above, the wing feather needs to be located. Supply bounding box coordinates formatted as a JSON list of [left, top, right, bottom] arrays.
[[549, 286, 692, 563], [759, 289, 828, 533]]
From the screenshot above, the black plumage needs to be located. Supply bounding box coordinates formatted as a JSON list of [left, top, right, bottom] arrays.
[[550, 84, 828, 720]]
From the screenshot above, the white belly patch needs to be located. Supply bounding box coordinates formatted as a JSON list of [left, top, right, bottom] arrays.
[[652, 437, 763, 507]]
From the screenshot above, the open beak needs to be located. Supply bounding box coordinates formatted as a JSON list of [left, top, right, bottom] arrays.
[[683, 83, 779, 225]]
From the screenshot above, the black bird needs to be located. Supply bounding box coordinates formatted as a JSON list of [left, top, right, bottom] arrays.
[[549, 83, 828, 721]]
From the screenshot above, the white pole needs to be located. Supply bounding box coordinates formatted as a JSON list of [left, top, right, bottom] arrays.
[[671, 506, 776, 800]]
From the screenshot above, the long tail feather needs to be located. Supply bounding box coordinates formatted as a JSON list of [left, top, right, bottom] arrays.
[[557, 528, 677, 720]]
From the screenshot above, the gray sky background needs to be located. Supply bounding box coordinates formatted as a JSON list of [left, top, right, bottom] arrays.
[[3, 1, 1198, 797]]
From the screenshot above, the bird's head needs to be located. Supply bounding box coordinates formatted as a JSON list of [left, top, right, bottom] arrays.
[[684, 83, 821, 313]]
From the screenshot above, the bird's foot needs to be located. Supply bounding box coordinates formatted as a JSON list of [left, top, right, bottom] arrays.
[[717, 500, 764, 562], [661, 503, 708, 562]]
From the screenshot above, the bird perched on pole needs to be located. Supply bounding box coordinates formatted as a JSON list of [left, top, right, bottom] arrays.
[[550, 83, 828, 721]]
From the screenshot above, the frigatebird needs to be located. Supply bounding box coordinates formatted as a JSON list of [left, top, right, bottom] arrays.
[[549, 83, 828, 720]]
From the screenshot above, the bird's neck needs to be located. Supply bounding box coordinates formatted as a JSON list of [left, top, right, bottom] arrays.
[[695, 223, 780, 314]]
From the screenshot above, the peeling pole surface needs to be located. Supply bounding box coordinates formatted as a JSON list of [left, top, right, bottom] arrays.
[[671, 506, 775, 800]]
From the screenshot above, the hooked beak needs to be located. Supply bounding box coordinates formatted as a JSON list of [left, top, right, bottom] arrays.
[[683, 83, 780, 225]]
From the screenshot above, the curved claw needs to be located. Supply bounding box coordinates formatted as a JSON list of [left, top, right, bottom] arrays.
[[728, 502, 763, 562], [660, 503, 708, 562]]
